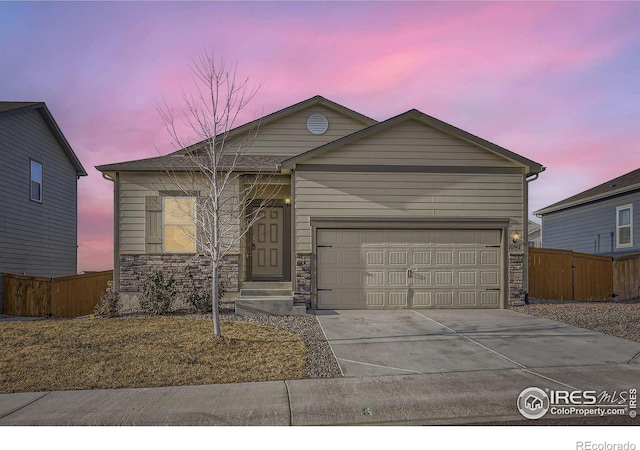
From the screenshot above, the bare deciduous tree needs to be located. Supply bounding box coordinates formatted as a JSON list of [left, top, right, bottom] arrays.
[[157, 52, 276, 337]]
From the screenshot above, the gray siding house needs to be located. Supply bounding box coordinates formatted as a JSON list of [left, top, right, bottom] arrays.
[[97, 96, 544, 314], [0, 102, 87, 312], [528, 220, 541, 247], [534, 168, 640, 256]]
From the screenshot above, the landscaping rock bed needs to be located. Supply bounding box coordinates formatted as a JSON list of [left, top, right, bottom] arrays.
[[513, 297, 640, 344], [222, 312, 343, 379]]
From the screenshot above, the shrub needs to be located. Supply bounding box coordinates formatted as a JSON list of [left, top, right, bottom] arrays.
[[183, 280, 228, 313], [94, 281, 121, 318], [138, 270, 177, 315]]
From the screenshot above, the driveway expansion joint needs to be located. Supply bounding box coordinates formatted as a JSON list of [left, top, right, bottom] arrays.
[[0, 391, 51, 421], [283, 380, 293, 426], [628, 350, 640, 364], [336, 357, 422, 374]]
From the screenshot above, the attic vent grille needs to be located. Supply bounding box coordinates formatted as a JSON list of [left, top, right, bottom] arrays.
[[307, 113, 329, 135]]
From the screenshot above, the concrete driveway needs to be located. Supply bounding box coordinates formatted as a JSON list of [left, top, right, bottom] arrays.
[[316, 309, 640, 377]]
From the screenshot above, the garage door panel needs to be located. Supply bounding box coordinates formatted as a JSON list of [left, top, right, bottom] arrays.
[[317, 230, 338, 246], [412, 291, 432, 306], [388, 231, 409, 244], [341, 271, 362, 287], [435, 251, 453, 265], [365, 292, 384, 307], [317, 248, 337, 265], [388, 271, 408, 286], [412, 251, 431, 265], [388, 251, 408, 265], [366, 251, 385, 265], [459, 272, 477, 286], [365, 231, 385, 245], [481, 251, 499, 265], [341, 251, 361, 265], [316, 229, 503, 309], [481, 291, 500, 306], [365, 271, 385, 286], [389, 292, 408, 307], [413, 271, 431, 286], [458, 292, 477, 306], [480, 271, 499, 286], [434, 292, 454, 306], [458, 251, 477, 265], [435, 271, 454, 286]]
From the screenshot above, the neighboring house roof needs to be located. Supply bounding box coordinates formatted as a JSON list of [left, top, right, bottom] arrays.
[[535, 168, 640, 216], [96, 95, 378, 173], [0, 101, 88, 177], [280, 109, 545, 175], [528, 220, 541, 232]]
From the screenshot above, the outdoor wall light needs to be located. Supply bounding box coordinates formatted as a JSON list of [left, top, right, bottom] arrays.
[[512, 230, 521, 243], [284, 197, 291, 205]]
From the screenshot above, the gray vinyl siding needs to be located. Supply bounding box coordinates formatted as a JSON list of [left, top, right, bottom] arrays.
[[294, 171, 524, 252], [307, 119, 520, 167], [0, 109, 78, 310], [293, 119, 525, 252], [541, 191, 640, 256], [239, 104, 370, 156]]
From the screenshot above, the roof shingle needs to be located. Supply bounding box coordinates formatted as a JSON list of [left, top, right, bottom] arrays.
[[535, 168, 640, 215]]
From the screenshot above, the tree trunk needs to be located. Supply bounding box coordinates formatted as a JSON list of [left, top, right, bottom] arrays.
[[212, 261, 221, 337]]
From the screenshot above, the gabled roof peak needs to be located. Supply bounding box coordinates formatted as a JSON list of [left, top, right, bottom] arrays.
[[281, 107, 544, 174], [0, 101, 87, 177]]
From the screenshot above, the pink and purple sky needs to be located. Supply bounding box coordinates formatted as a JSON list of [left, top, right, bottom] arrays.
[[1, 1, 639, 272]]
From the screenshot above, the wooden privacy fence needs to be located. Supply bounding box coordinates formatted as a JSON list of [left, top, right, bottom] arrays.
[[528, 248, 613, 301], [529, 248, 640, 301], [3, 271, 113, 318], [613, 253, 640, 301]]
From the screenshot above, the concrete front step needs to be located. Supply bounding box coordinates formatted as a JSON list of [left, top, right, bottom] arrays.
[[240, 289, 293, 297], [235, 296, 306, 316], [236, 281, 305, 316], [241, 282, 292, 290]]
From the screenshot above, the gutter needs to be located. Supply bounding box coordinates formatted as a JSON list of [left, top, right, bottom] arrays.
[[523, 166, 545, 303], [101, 171, 120, 292]]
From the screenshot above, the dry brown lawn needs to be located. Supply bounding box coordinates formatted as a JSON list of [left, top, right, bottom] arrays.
[[0, 317, 307, 394]]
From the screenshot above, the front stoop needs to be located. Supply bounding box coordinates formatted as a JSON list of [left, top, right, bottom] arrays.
[[235, 282, 306, 316]]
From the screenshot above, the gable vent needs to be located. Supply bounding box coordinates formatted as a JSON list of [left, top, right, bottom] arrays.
[[307, 113, 329, 135]]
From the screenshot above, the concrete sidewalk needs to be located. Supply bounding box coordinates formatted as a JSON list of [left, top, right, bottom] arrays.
[[2, 363, 640, 425]]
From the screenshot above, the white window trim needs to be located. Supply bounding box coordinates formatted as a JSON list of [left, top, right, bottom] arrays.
[[162, 196, 197, 253], [30, 159, 43, 203], [616, 204, 633, 249]]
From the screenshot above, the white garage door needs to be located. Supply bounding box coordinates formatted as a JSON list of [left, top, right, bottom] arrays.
[[316, 229, 502, 309]]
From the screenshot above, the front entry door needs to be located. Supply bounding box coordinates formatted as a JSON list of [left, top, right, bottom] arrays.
[[251, 206, 284, 279]]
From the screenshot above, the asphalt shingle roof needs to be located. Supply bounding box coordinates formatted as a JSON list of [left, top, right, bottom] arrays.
[[96, 154, 285, 173], [535, 168, 640, 215], [0, 102, 41, 114]]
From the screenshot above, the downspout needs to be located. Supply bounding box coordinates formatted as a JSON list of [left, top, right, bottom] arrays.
[[524, 168, 545, 303], [102, 172, 120, 292]]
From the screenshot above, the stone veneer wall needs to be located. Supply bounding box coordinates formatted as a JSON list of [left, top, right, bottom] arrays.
[[119, 254, 239, 294], [508, 252, 525, 306], [295, 253, 312, 307]]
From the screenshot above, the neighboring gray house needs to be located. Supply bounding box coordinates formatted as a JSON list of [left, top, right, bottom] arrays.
[[98, 95, 544, 314], [0, 102, 87, 311], [528, 220, 541, 247], [534, 168, 640, 256]]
